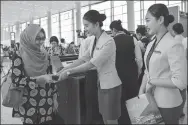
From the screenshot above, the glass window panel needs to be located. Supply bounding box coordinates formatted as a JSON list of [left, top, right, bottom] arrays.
[[169, 1, 181, 5], [122, 14, 127, 23], [134, 1, 141, 11], [41, 17, 47, 26], [13, 25, 16, 32], [61, 25, 72, 32], [114, 6, 123, 15], [81, 6, 89, 16], [99, 10, 105, 14], [135, 20, 141, 29], [168, 2, 182, 11], [103, 17, 111, 27], [105, 9, 111, 17], [10, 26, 13, 32], [114, 1, 127, 7], [135, 11, 141, 21], [123, 5, 127, 13], [52, 14, 59, 23], [91, 1, 111, 10], [155, 1, 168, 5], [61, 31, 73, 43], [33, 19, 40, 24], [144, 1, 155, 10], [122, 22, 127, 29], [114, 15, 123, 21], [22, 23, 26, 31]]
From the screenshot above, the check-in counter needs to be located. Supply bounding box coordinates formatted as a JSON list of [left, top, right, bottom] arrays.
[[59, 54, 78, 62], [56, 69, 101, 124]]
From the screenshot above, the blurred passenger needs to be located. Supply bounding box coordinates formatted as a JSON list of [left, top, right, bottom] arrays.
[[172, 23, 185, 42], [48, 36, 63, 56], [65, 42, 77, 55], [11, 24, 59, 124], [110, 20, 141, 124], [58, 10, 122, 125], [136, 26, 150, 86], [139, 4, 187, 124], [136, 26, 150, 54]]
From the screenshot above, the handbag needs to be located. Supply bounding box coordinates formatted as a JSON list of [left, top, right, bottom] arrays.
[[1, 65, 24, 108], [125, 93, 164, 124]]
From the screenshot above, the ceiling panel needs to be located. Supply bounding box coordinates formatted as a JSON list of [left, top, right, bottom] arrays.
[[1, 1, 101, 27]]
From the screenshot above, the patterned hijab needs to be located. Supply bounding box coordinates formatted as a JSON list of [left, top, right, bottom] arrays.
[[19, 24, 49, 77]]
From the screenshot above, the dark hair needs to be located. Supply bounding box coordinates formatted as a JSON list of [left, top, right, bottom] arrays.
[[172, 23, 184, 34], [148, 4, 174, 27], [123, 29, 131, 36], [61, 38, 65, 43], [110, 20, 131, 35], [110, 20, 124, 31], [136, 26, 147, 36], [49, 36, 59, 44], [40, 28, 46, 40], [83, 10, 106, 27]]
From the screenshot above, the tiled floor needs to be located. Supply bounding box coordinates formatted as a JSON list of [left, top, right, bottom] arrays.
[[1, 60, 187, 124]]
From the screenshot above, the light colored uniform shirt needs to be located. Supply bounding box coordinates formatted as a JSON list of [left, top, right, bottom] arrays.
[[144, 32, 187, 108], [80, 31, 122, 89], [78, 36, 95, 58]]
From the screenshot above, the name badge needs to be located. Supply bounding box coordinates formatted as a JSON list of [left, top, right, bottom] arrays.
[[154, 50, 161, 54]]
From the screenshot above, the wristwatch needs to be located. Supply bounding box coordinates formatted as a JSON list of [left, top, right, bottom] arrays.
[[66, 71, 70, 77]]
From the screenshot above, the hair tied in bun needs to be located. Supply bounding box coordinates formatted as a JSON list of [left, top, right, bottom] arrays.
[[117, 20, 122, 24], [99, 14, 106, 21], [167, 14, 174, 24]]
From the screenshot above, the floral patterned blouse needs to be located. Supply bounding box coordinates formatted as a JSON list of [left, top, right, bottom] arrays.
[[48, 45, 64, 56], [11, 53, 58, 124]]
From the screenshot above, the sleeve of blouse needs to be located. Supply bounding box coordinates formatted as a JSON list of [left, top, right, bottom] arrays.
[[167, 43, 187, 90], [11, 53, 37, 90]]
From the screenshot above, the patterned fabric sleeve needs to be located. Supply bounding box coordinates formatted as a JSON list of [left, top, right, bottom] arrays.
[[11, 53, 38, 89]]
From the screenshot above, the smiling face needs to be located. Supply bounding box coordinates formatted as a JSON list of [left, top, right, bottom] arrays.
[[35, 31, 45, 47], [83, 19, 98, 36], [145, 11, 161, 36]]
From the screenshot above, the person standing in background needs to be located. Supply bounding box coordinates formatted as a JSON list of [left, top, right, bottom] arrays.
[[139, 4, 187, 124], [172, 23, 185, 42], [110, 20, 141, 124], [136, 26, 150, 86], [48, 36, 64, 56]]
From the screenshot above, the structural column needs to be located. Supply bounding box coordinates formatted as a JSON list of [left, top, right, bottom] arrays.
[[127, 1, 135, 32], [75, 1, 81, 31], [75, 1, 81, 45], [15, 21, 20, 42], [47, 10, 52, 40]]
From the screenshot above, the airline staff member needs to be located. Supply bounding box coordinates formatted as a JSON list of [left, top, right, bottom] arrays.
[[58, 10, 122, 125], [139, 4, 187, 124]]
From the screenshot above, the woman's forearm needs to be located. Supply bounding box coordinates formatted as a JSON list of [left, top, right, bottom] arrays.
[[68, 62, 95, 75], [60, 59, 85, 72], [151, 78, 177, 89]]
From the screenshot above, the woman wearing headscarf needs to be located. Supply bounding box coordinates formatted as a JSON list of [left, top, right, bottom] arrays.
[[11, 24, 58, 124]]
